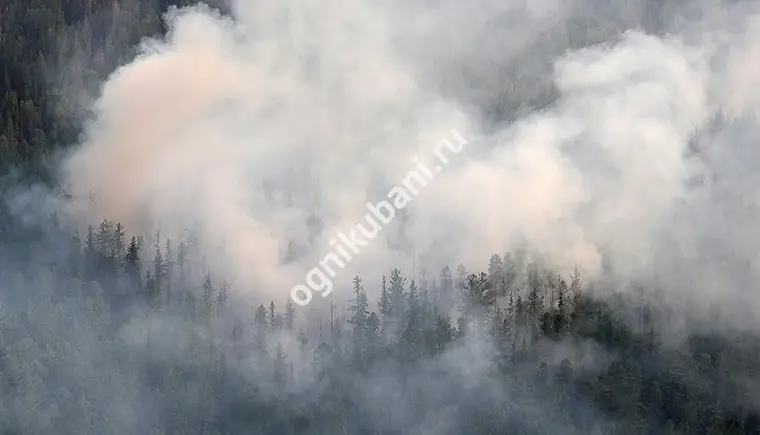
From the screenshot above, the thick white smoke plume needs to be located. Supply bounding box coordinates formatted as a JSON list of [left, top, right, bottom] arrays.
[[62, 0, 760, 323]]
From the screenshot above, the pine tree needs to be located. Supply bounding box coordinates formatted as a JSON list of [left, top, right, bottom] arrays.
[[177, 240, 187, 286], [462, 272, 495, 320], [570, 265, 582, 295], [478, 272, 496, 307], [419, 283, 434, 337], [487, 253, 504, 284], [347, 275, 369, 339], [216, 278, 228, 308], [124, 235, 141, 289], [145, 269, 159, 304], [515, 295, 526, 327], [433, 313, 454, 352], [526, 268, 544, 332], [84, 224, 97, 280], [202, 272, 214, 319], [403, 279, 422, 346], [553, 277, 568, 335], [455, 263, 467, 293], [347, 276, 370, 369], [439, 265, 454, 309], [284, 299, 296, 331], [388, 268, 406, 321], [96, 219, 114, 256], [268, 301, 282, 331], [164, 238, 174, 306], [254, 304, 268, 354], [151, 231, 163, 302], [112, 222, 125, 271], [503, 252, 517, 290], [378, 274, 391, 325]]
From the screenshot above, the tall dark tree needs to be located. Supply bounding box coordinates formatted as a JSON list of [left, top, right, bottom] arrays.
[[388, 268, 406, 321], [124, 235, 141, 289], [202, 271, 215, 319], [347, 275, 370, 368], [164, 238, 174, 305], [268, 301, 282, 331], [284, 299, 296, 331]]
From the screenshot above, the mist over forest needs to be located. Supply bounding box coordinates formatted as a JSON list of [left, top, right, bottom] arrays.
[[2, 0, 760, 433]]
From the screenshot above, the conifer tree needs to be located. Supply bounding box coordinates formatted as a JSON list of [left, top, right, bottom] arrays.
[[84, 224, 97, 280], [403, 279, 422, 346], [378, 274, 391, 325], [151, 231, 163, 300], [268, 301, 282, 331], [124, 235, 141, 289], [202, 272, 215, 319], [347, 275, 369, 339], [254, 304, 269, 354], [347, 275, 370, 369], [112, 222, 125, 271], [284, 299, 296, 331], [96, 219, 113, 256], [217, 278, 228, 308], [164, 238, 174, 305], [388, 268, 406, 321]]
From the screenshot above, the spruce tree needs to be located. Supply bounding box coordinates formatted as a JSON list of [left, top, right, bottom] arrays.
[[124, 235, 141, 290]]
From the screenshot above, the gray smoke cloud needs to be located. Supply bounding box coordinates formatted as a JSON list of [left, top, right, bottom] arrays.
[[60, 0, 760, 327]]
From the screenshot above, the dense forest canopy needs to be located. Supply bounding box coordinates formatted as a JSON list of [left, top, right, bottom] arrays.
[[2, 0, 760, 434]]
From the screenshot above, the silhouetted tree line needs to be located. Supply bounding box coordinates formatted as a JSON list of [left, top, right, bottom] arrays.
[[0, 218, 757, 434]]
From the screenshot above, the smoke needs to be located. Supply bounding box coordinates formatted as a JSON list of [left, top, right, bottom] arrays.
[[60, 0, 760, 325], [2, 1, 759, 432]]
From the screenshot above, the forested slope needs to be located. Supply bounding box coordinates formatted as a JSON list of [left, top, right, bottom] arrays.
[[2, 0, 760, 434], [0, 221, 759, 434]]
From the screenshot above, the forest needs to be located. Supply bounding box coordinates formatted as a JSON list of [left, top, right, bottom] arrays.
[[3, 0, 760, 434], [1, 218, 760, 434]]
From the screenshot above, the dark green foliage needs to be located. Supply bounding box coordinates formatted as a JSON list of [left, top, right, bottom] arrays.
[[0, 0, 179, 181]]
